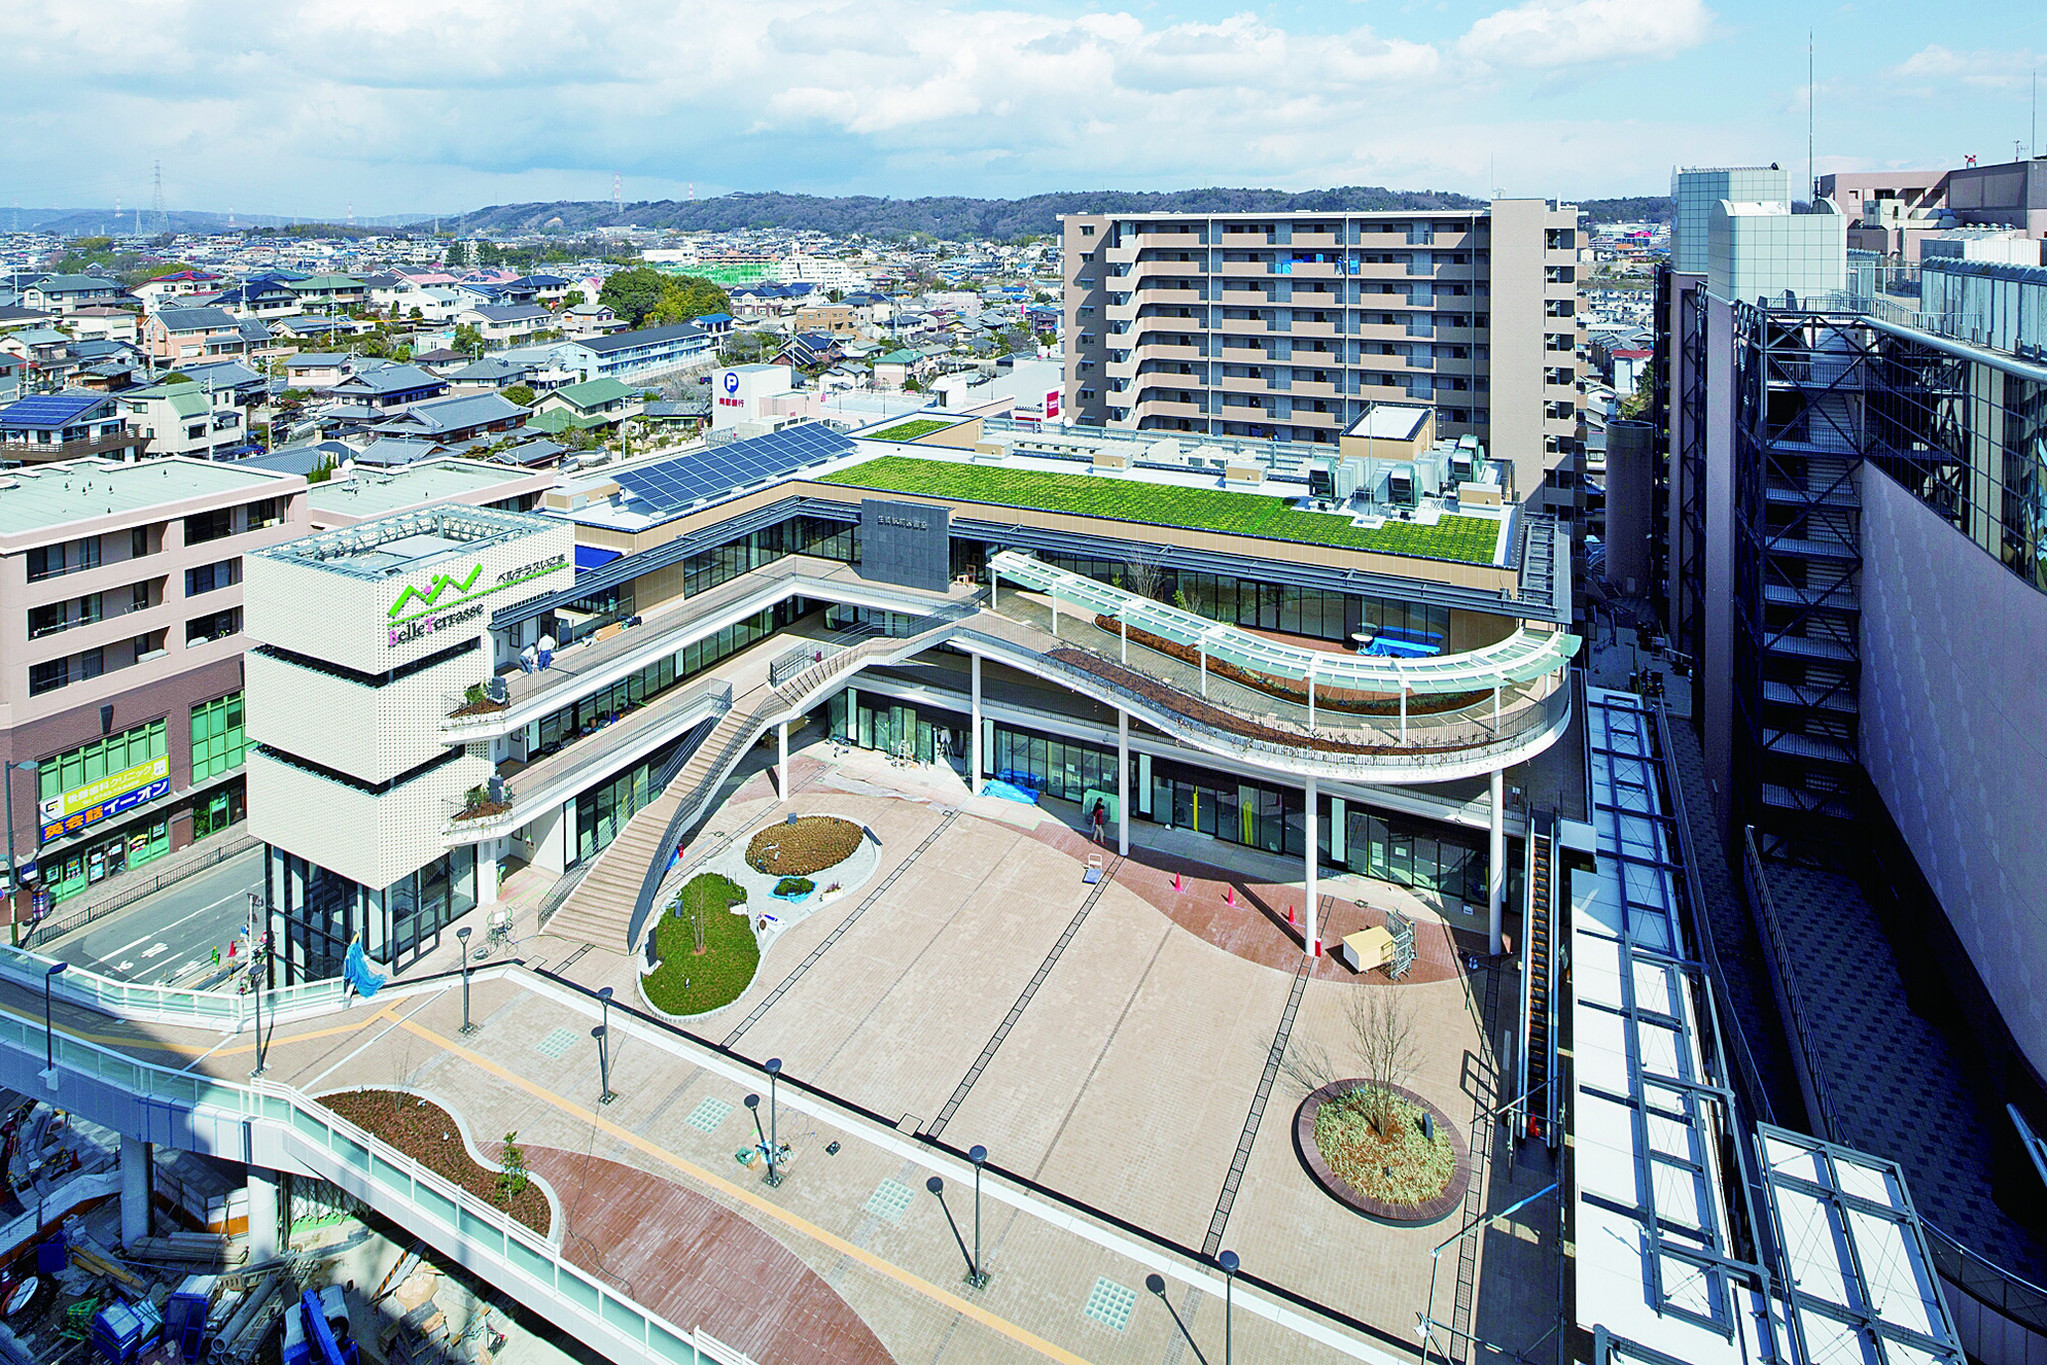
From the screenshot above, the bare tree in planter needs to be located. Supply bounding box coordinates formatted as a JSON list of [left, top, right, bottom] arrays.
[[1282, 987, 1422, 1135], [1121, 545, 1165, 604], [1350, 988, 1421, 1134]]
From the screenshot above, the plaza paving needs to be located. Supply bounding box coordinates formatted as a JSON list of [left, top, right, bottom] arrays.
[[10, 736, 1564, 1365]]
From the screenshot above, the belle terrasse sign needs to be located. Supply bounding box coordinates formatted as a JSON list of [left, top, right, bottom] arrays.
[[386, 554, 568, 645]]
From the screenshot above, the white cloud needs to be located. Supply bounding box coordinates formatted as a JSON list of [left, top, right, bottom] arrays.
[[1456, 0, 1714, 70], [0, 0, 1741, 212], [1890, 44, 2043, 90]]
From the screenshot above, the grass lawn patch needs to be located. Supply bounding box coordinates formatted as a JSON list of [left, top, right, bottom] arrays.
[[819, 455, 1501, 564], [747, 814, 863, 875], [644, 872, 757, 1015], [1313, 1086, 1455, 1207], [866, 418, 953, 442]]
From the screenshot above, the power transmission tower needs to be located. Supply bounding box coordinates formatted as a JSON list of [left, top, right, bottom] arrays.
[[613, 172, 622, 215], [151, 160, 167, 233]]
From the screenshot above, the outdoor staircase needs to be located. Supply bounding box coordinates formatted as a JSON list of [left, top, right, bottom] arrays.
[[1518, 808, 1559, 1145], [546, 610, 972, 951]]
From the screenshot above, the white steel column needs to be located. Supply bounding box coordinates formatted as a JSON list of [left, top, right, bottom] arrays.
[[1120, 611, 1128, 665], [478, 839, 500, 907], [120, 1134, 149, 1246], [970, 655, 983, 796], [1488, 767, 1505, 957], [1117, 709, 1129, 857], [1399, 686, 1408, 742], [1306, 658, 1317, 731], [1304, 775, 1319, 959], [778, 720, 789, 797], [246, 1167, 282, 1262], [1199, 644, 1208, 697]]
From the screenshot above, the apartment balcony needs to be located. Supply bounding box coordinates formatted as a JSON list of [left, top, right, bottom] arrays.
[[1218, 259, 1274, 278], [1218, 373, 1279, 395], [1134, 397, 1209, 422], [1289, 317, 1340, 338], [1218, 315, 1272, 335], [4, 431, 146, 464], [1140, 287, 1205, 307], [1281, 261, 1344, 280], [1134, 231, 1205, 251], [1290, 379, 1341, 399], [1134, 341, 1206, 364]]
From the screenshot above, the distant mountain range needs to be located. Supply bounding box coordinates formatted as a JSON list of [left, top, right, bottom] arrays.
[[5, 188, 1669, 243], [448, 188, 1672, 239]]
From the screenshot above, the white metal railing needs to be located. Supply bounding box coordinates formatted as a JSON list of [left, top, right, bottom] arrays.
[[0, 987, 721, 1365], [989, 550, 1575, 695], [0, 941, 350, 1033]]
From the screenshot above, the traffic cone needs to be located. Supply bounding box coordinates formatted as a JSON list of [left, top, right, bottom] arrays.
[[1173, 873, 1183, 893], [1286, 904, 1295, 925], [1225, 886, 1234, 906]]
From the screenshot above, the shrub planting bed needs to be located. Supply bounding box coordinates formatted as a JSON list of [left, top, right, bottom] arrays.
[[746, 815, 862, 876], [1091, 614, 1486, 717], [643, 872, 759, 1015], [1049, 648, 1481, 756], [771, 876, 815, 899], [323, 1089, 550, 1234], [1294, 1080, 1469, 1224]]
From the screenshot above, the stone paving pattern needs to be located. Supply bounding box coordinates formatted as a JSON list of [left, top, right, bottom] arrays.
[[12, 737, 1564, 1365]]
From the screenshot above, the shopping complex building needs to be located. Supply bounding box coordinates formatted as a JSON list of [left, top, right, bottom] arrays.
[[241, 404, 1577, 980]]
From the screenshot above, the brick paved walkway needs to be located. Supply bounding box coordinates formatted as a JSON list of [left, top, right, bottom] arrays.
[[525, 1145, 893, 1364]]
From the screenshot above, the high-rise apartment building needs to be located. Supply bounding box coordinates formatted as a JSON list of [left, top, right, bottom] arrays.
[[1059, 201, 1584, 500]]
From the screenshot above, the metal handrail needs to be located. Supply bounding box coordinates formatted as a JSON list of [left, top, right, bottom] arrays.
[[0, 991, 715, 1365]]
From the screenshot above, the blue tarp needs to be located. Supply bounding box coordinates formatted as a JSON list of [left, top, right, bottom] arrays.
[[343, 941, 386, 999], [575, 545, 622, 574]]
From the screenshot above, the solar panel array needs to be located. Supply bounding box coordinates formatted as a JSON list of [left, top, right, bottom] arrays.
[[1, 393, 105, 428], [611, 424, 855, 514]]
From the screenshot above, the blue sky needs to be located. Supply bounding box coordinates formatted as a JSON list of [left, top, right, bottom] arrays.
[[2, 0, 2043, 218]]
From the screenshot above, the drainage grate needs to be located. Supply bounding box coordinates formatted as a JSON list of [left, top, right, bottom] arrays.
[[534, 1027, 578, 1059], [684, 1097, 734, 1134], [864, 1179, 915, 1225], [1082, 1277, 1136, 1332]]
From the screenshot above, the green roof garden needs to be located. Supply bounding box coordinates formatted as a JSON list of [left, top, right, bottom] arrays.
[[818, 456, 1504, 564], [865, 418, 954, 443]]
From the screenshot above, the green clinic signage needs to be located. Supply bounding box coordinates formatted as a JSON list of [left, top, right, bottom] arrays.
[[386, 553, 568, 646]]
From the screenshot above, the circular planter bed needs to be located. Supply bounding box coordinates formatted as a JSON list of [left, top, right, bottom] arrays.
[[641, 872, 760, 1017], [747, 815, 862, 877], [1294, 1080, 1469, 1225], [322, 1088, 554, 1236]]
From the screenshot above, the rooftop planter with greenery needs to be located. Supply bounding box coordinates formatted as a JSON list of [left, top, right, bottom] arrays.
[[867, 418, 955, 442], [817, 456, 1502, 564]]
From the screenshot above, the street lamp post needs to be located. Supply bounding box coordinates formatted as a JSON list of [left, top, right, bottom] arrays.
[[456, 927, 474, 1034], [249, 937, 268, 1076], [1217, 1250, 1239, 1365], [1146, 1274, 1211, 1365], [925, 1176, 986, 1289], [744, 1094, 778, 1185], [763, 1058, 783, 1187], [41, 961, 67, 1088], [4, 759, 39, 947], [598, 985, 613, 1038], [967, 1145, 989, 1289], [592, 1025, 614, 1104]]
